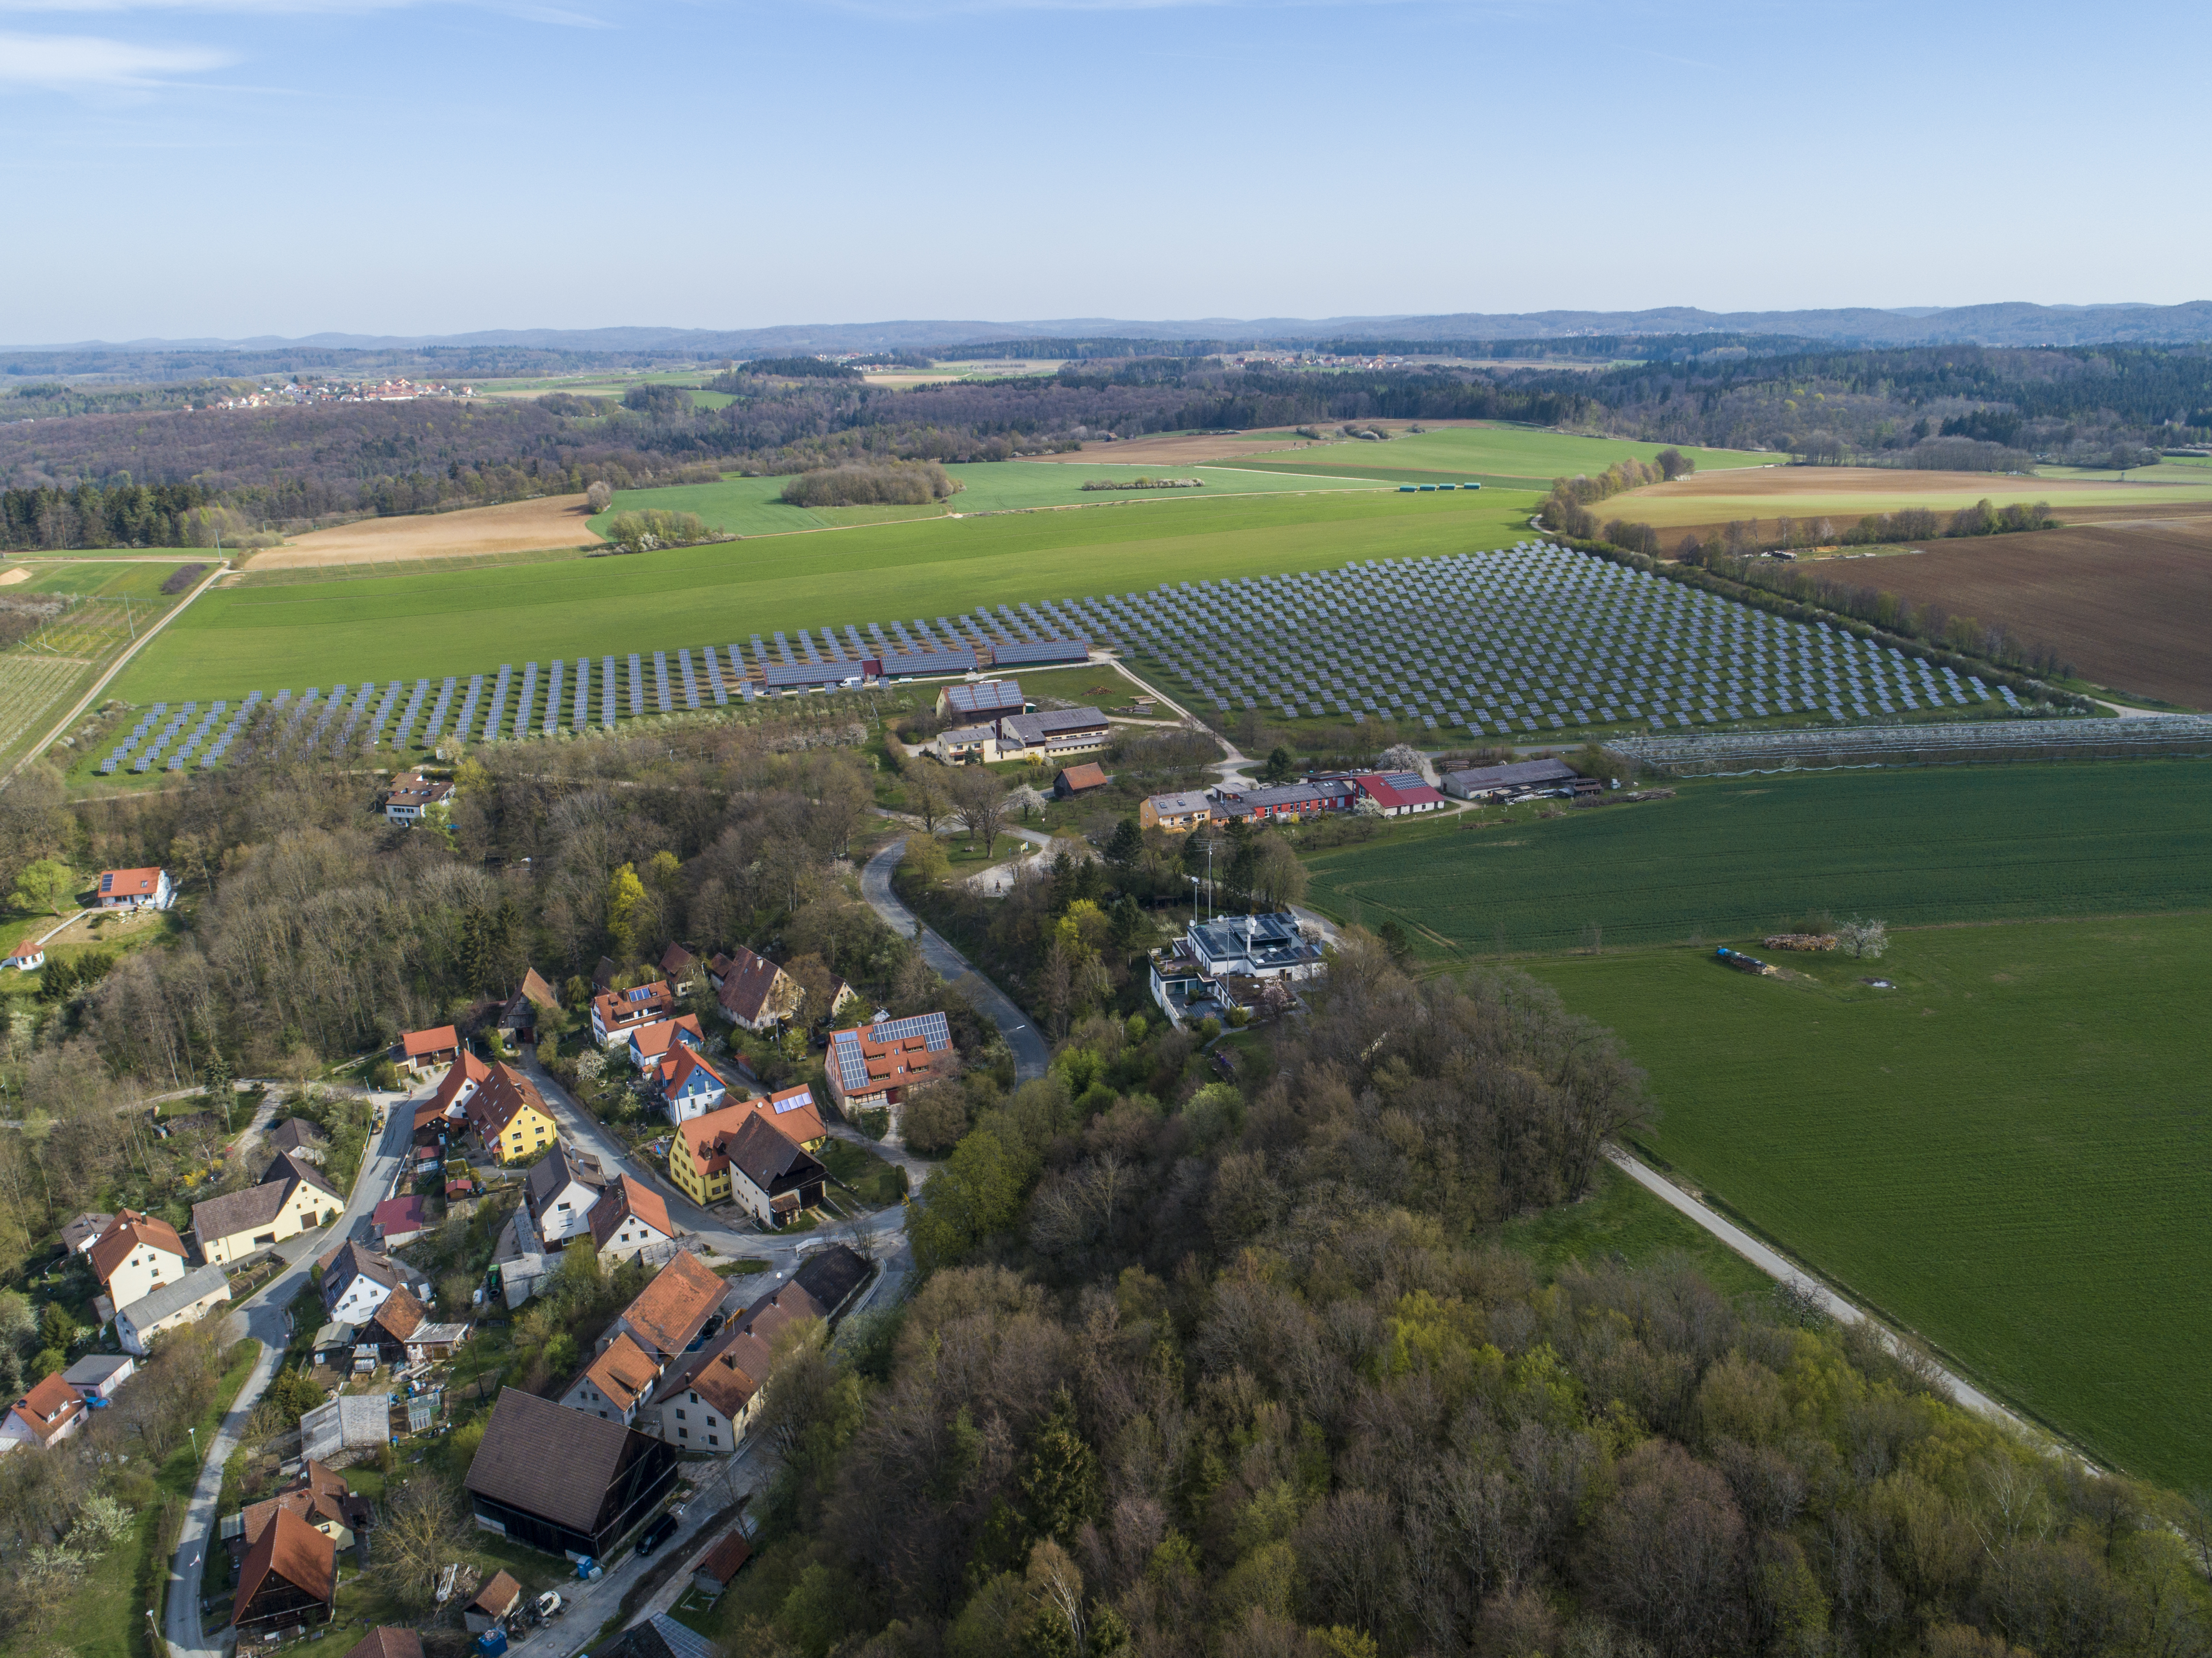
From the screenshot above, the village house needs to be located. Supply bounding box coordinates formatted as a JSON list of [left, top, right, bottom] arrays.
[[319, 1241, 431, 1325], [929, 722, 999, 764], [96, 866, 174, 910], [824, 1012, 955, 1113], [1150, 912, 1326, 1030], [463, 1063, 559, 1164], [191, 1151, 345, 1266], [560, 1331, 660, 1427], [0, 1373, 87, 1452], [1210, 779, 1356, 824], [466, 1387, 679, 1559], [117, 1264, 231, 1354], [709, 944, 799, 1033], [222, 1460, 372, 1564], [600, 1250, 726, 1366], [374, 1194, 430, 1249], [669, 1086, 822, 1208], [231, 1506, 337, 1634], [524, 1142, 609, 1249], [382, 771, 455, 825], [88, 1208, 188, 1312], [266, 1117, 329, 1163], [591, 981, 676, 1045], [400, 1025, 461, 1070], [589, 1176, 677, 1263], [660, 1046, 731, 1124], [649, 1244, 870, 1453], [626, 1013, 703, 1075], [1137, 789, 1219, 833], [719, 1114, 827, 1229], [59, 1211, 114, 1256], [659, 943, 701, 990], [359, 1286, 469, 1367]]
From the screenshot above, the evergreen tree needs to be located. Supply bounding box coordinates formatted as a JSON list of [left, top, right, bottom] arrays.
[[1103, 817, 1142, 874], [1018, 1386, 1099, 1543]]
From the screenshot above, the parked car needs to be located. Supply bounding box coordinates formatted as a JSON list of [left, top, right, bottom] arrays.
[[636, 1514, 680, 1557]]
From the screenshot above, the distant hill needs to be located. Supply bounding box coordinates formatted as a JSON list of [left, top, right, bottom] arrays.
[[10, 301, 2212, 360]]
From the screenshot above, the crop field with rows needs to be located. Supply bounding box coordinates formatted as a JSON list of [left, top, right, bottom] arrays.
[[1523, 913, 2212, 1489], [1301, 760, 2212, 955]]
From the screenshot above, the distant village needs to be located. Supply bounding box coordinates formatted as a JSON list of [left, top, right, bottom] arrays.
[[195, 377, 474, 412]]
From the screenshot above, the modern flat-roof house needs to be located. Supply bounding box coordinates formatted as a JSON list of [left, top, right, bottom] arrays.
[[96, 866, 174, 910], [936, 679, 1025, 721], [1150, 912, 1326, 1030], [1439, 757, 1580, 801], [466, 1387, 679, 1559], [824, 1012, 955, 1112], [592, 981, 676, 1045], [993, 707, 1110, 764], [117, 1264, 232, 1354]]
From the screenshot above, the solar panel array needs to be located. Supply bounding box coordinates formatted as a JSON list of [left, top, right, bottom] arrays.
[[1052, 542, 1988, 739], [106, 541, 2011, 776]]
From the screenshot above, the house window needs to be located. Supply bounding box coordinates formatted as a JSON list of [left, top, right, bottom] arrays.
[[678, 1428, 688, 1439], [675, 1407, 686, 1419], [707, 1434, 719, 1447], [254, 1232, 276, 1245]]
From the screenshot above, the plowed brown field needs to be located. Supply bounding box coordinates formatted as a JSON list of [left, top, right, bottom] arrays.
[[248, 494, 604, 568], [1811, 517, 2212, 709]]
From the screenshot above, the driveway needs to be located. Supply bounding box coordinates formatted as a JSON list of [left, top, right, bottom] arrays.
[[165, 1090, 415, 1658], [860, 838, 1049, 1084]]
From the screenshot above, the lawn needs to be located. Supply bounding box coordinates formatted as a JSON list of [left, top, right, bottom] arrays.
[[1521, 914, 2212, 1489], [1222, 424, 1772, 483], [1301, 760, 2212, 956], [816, 1137, 907, 1208], [108, 485, 1540, 703]]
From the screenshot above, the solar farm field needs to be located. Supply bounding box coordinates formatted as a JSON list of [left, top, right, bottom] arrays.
[[592, 461, 1392, 539], [107, 485, 1539, 704], [1521, 912, 2212, 1488], [1300, 760, 2212, 955]]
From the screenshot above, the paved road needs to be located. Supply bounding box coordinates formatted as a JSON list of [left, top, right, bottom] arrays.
[[1604, 1145, 2079, 1457], [165, 1090, 415, 1658], [861, 838, 1048, 1084]]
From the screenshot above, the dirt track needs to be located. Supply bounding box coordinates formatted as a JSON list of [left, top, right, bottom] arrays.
[[247, 494, 604, 568], [1808, 517, 2212, 709]]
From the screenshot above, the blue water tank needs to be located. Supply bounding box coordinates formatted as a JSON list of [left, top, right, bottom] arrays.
[[477, 1630, 508, 1657]]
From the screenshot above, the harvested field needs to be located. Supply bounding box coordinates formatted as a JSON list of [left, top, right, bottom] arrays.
[[1811, 517, 2212, 709], [0, 569, 27, 587], [1594, 465, 2212, 531], [248, 494, 604, 568]]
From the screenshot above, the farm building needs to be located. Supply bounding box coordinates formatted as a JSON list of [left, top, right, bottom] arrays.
[[117, 1264, 231, 1355], [1346, 772, 1444, 816], [374, 1195, 429, 1248], [995, 707, 1109, 763], [1439, 757, 1579, 801], [399, 1025, 460, 1068], [1054, 762, 1111, 798], [692, 1530, 753, 1597], [231, 1506, 336, 1634], [936, 679, 1025, 720], [465, 1387, 678, 1560]]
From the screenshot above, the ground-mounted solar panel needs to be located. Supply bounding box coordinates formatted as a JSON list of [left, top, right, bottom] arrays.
[[677, 648, 700, 711], [628, 653, 645, 719], [544, 659, 563, 735], [653, 650, 672, 714], [703, 645, 728, 706], [515, 662, 538, 740], [602, 656, 618, 728]]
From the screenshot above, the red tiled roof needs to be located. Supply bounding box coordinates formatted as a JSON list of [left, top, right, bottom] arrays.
[[232, 1504, 336, 1627], [88, 1208, 185, 1285], [1350, 773, 1443, 810], [693, 1530, 752, 1585], [629, 1015, 702, 1063], [615, 1251, 723, 1360], [468, 1572, 522, 1619], [402, 1026, 459, 1059], [588, 1175, 674, 1250], [11, 1372, 85, 1442], [343, 1629, 426, 1658], [430, 1049, 491, 1115], [577, 1333, 659, 1412], [100, 866, 162, 898], [465, 1062, 549, 1140], [593, 982, 674, 1031]]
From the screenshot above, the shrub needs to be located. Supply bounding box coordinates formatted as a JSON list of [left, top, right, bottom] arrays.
[[779, 461, 958, 508], [599, 509, 716, 553], [160, 563, 208, 594]]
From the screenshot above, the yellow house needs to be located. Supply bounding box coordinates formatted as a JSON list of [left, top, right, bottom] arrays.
[[671, 1109, 735, 1206], [465, 1062, 559, 1164], [192, 1153, 345, 1266]]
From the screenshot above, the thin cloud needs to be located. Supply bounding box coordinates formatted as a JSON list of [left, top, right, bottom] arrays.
[[0, 28, 233, 84], [0, 0, 608, 20]]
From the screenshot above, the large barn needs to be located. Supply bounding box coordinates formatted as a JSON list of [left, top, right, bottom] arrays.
[[464, 1387, 677, 1560]]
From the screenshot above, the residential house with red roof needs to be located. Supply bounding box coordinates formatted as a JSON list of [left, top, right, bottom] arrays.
[[88, 1208, 187, 1312], [0, 1373, 87, 1451], [660, 1046, 731, 1125], [96, 866, 173, 910], [232, 1505, 336, 1633], [591, 981, 676, 1046], [824, 1013, 955, 1113], [463, 1063, 558, 1164], [588, 1177, 677, 1264], [400, 1026, 461, 1069]]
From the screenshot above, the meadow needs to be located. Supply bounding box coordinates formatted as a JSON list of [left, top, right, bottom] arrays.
[[1521, 914, 2212, 1489], [1221, 424, 1773, 484], [1585, 464, 2212, 533], [590, 461, 1393, 538], [1300, 760, 2212, 955], [108, 485, 1540, 703]]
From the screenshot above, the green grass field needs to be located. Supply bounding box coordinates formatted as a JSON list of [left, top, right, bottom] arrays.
[[1499, 1160, 1774, 1300], [1227, 424, 1772, 483], [1523, 914, 2212, 1488], [590, 461, 1393, 540], [10, 558, 197, 597], [1303, 761, 2212, 956], [109, 485, 1540, 702]]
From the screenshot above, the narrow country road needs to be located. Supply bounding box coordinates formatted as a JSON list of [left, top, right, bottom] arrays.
[[1603, 1144, 2082, 1460], [861, 838, 1049, 1084], [165, 1089, 413, 1658]]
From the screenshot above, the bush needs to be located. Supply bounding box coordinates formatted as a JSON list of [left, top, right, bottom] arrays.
[[779, 461, 958, 508], [600, 509, 717, 553], [160, 563, 208, 594], [899, 1080, 971, 1154]]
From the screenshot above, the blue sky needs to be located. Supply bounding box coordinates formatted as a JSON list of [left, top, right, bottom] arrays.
[[2, 0, 2206, 341]]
